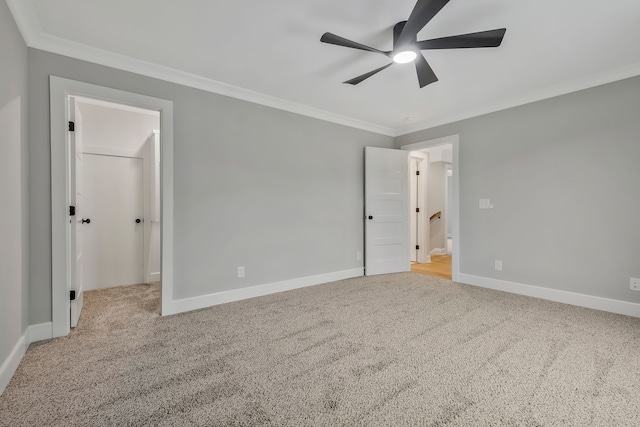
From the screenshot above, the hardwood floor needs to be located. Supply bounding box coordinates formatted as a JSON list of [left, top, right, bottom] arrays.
[[411, 255, 452, 280]]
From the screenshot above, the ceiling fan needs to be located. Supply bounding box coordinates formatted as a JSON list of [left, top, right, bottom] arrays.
[[320, 0, 506, 88]]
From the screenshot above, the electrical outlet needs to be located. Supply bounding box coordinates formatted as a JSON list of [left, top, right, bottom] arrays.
[[495, 260, 503, 271], [356, 251, 362, 261], [631, 278, 640, 291], [237, 266, 245, 278]]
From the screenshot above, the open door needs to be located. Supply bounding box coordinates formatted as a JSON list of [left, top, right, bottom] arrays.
[[68, 97, 84, 327], [364, 147, 410, 276]]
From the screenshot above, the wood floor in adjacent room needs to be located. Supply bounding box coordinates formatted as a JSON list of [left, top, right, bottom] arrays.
[[411, 254, 452, 280]]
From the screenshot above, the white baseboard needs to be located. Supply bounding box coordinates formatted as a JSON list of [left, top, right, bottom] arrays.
[[27, 322, 53, 343], [149, 272, 161, 282], [430, 248, 447, 255], [0, 336, 26, 396], [166, 268, 364, 315], [0, 322, 53, 396], [458, 274, 640, 318]]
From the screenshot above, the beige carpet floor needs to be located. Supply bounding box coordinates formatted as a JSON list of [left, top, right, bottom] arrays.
[[1, 273, 639, 426]]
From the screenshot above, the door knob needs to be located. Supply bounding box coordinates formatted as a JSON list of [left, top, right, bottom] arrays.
[[135, 218, 142, 224], [81, 218, 90, 224], [368, 215, 373, 220]]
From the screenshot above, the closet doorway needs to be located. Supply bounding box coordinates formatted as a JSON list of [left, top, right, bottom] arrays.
[[76, 97, 161, 291]]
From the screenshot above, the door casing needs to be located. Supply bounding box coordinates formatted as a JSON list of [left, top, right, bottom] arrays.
[[50, 76, 174, 337]]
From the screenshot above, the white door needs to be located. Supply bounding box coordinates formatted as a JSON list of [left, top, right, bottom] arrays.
[[83, 154, 144, 290], [364, 147, 410, 276], [68, 97, 84, 327]]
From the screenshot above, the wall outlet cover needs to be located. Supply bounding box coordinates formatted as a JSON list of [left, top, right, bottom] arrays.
[[631, 278, 640, 291], [495, 260, 503, 271]]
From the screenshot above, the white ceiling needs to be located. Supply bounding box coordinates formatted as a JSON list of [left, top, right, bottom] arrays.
[[8, 0, 640, 136]]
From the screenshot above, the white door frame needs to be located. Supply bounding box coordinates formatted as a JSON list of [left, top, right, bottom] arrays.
[[409, 152, 430, 263], [50, 76, 174, 337], [401, 135, 460, 282]]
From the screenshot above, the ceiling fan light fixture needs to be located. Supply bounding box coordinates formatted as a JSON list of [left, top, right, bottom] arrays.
[[393, 50, 417, 64], [320, 0, 506, 87]]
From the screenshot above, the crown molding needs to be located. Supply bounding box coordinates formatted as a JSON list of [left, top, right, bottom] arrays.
[[7, 0, 640, 139], [395, 61, 640, 137], [6, 0, 394, 137], [5, 0, 41, 45]]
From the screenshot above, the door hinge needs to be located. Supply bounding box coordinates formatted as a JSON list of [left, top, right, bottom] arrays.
[[68, 121, 75, 131], [69, 206, 76, 216], [416, 245, 420, 250], [416, 208, 420, 213], [416, 170, 420, 175], [70, 290, 76, 301]]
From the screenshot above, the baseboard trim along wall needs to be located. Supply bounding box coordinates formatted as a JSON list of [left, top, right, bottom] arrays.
[[167, 268, 364, 315], [27, 322, 53, 343], [0, 336, 26, 396], [458, 274, 640, 318], [0, 322, 53, 396]]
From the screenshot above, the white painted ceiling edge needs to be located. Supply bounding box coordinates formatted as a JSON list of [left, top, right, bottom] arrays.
[[8, 0, 640, 138]]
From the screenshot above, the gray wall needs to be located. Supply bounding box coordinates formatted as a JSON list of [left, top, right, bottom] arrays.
[[0, 0, 28, 363], [28, 49, 393, 323], [396, 75, 640, 303]]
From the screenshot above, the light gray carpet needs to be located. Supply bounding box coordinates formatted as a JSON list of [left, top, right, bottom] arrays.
[[1, 273, 639, 426]]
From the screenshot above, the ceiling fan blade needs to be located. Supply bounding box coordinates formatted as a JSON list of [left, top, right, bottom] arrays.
[[417, 28, 506, 50], [343, 63, 393, 85], [321, 33, 390, 57], [414, 53, 438, 88], [395, 0, 450, 49]]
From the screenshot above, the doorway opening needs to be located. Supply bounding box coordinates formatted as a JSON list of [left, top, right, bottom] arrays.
[[401, 135, 459, 282], [75, 97, 161, 294], [50, 77, 174, 338]]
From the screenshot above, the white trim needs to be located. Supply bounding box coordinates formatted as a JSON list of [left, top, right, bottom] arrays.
[[8, 2, 640, 138], [4, 0, 41, 46], [0, 323, 53, 396], [395, 62, 640, 136], [5, 0, 393, 137], [83, 145, 140, 159], [165, 268, 364, 315], [149, 272, 161, 281], [50, 76, 174, 338], [409, 153, 429, 264], [27, 322, 53, 344], [458, 274, 640, 318], [0, 336, 26, 396], [401, 135, 460, 282]]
